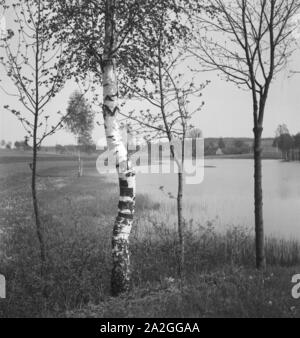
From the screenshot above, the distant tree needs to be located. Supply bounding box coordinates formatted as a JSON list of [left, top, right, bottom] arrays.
[[14, 141, 21, 150], [0, 139, 5, 148], [188, 128, 203, 159], [218, 138, 225, 150], [55, 144, 65, 154], [276, 124, 290, 137], [14, 139, 27, 151], [64, 91, 95, 177], [273, 124, 295, 160], [5, 141, 11, 149], [277, 134, 294, 160], [23, 136, 31, 150], [188, 128, 203, 139]]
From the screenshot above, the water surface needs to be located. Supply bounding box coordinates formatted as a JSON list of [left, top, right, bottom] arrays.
[[136, 159, 300, 239]]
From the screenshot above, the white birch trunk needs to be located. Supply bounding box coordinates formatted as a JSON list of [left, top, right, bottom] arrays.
[[101, 0, 136, 296], [102, 0, 137, 288], [102, 59, 136, 295]]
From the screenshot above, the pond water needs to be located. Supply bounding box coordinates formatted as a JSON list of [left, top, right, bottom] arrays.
[[136, 159, 300, 239]]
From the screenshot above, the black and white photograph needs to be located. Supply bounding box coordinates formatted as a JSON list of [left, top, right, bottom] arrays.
[[0, 0, 300, 325]]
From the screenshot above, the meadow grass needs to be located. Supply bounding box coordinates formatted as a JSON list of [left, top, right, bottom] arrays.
[[0, 159, 300, 317]]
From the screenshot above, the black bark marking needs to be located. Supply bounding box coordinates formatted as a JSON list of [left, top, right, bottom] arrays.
[[119, 178, 128, 187], [126, 171, 136, 178], [105, 95, 114, 101], [104, 92, 118, 102], [103, 104, 120, 117], [120, 187, 134, 197], [118, 212, 133, 220], [118, 200, 134, 211]]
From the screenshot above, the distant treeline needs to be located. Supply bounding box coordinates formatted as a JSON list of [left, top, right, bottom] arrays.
[[4, 134, 300, 162], [0, 137, 31, 151], [203, 137, 279, 158], [54, 144, 96, 155], [204, 138, 251, 156]]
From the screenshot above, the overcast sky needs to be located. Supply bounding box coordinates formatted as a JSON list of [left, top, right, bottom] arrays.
[[1, 5, 300, 146]]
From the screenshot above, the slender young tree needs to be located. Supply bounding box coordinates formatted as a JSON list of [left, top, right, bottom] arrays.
[[65, 90, 95, 177], [117, 6, 207, 282], [0, 0, 67, 277], [49, 0, 196, 296], [191, 0, 300, 269], [121, 49, 207, 281]]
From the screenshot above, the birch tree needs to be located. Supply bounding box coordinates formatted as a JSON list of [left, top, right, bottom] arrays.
[[48, 0, 195, 296], [191, 0, 300, 269]]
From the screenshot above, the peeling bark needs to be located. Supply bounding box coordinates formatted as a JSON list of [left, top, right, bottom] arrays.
[[103, 0, 135, 296], [102, 58, 135, 296]]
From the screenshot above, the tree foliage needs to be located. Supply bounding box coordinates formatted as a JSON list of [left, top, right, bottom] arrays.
[[47, 0, 198, 90], [64, 90, 95, 144], [0, 0, 68, 145]]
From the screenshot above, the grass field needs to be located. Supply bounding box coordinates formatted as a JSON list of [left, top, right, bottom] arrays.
[[0, 150, 300, 318]]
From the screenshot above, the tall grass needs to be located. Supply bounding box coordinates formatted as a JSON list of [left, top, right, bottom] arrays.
[[1, 203, 300, 317], [1, 168, 300, 317]]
